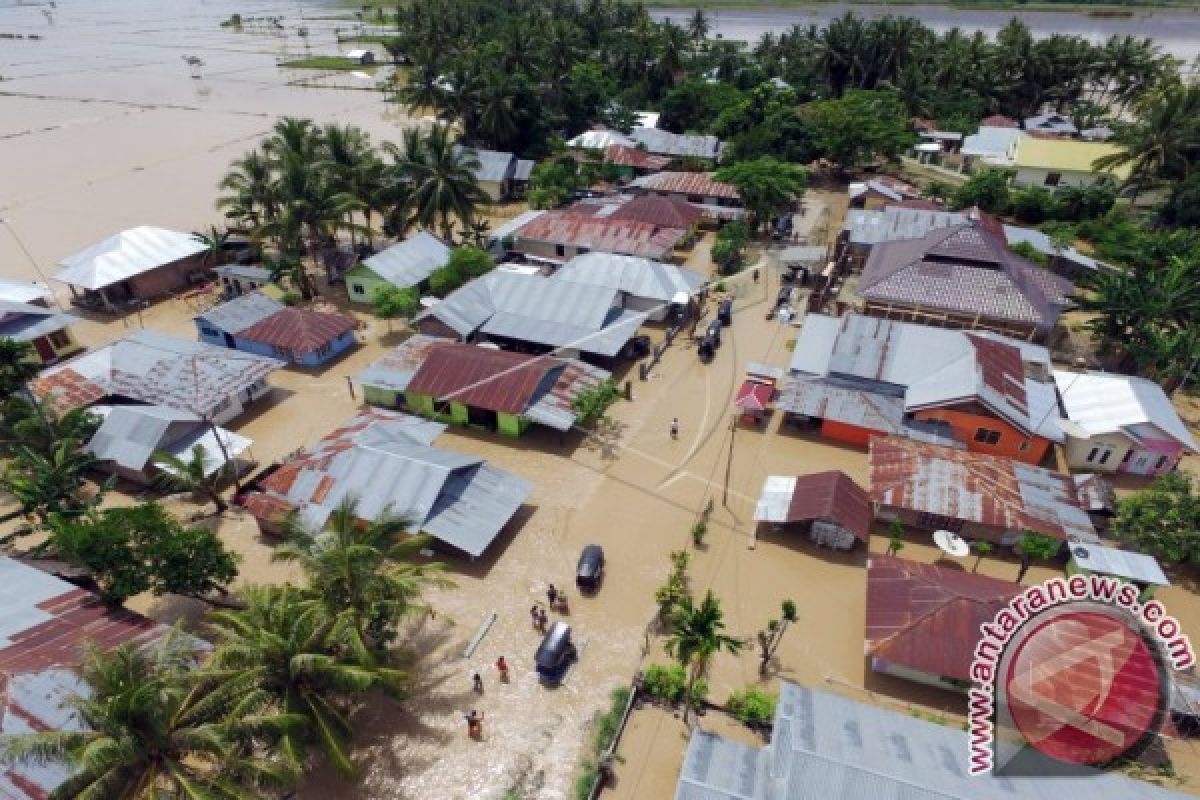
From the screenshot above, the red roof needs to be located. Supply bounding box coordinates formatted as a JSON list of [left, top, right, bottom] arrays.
[[885, 199, 942, 211], [605, 144, 671, 171], [237, 307, 357, 356], [866, 555, 1019, 683], [632, 171, 740, 200], [607, 194, 704, 230], [514, 212, 686, 260], [406, 344, 557, 415], [981, 114, 1018, 128], [734, 379, 774, 412], [965, 333, 1029, 418], [785, 471, 873, 543]]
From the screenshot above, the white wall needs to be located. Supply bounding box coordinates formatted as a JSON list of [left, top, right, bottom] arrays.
[[1012, 167, 1106, 190]]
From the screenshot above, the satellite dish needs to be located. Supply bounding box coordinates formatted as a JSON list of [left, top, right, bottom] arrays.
[[933, 530, 970, 558]]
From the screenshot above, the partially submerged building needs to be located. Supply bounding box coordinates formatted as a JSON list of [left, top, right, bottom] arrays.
[[780, 314, 1063, 463], [505, 210, 688, 263], [213, 264, 272, 299], [552, 252, 705, 321], [0, 557, 171, 800], [1053, 369, 1198, 476], [53, 226, 209, 310], [0, 278, 52, 306], [868, 436, 1097, 545], [346, 232, 452, 302], [30, 330, 282, 424], [195, 292, 358, 367], [865, 555, 1019, 690], [753, 471, 872, 550], [625, 172, 743, 221], [242, 409, 530, 558], [355, 334, 610, 437], [456, 146, 534, 201], [0, 300, 81, 365]]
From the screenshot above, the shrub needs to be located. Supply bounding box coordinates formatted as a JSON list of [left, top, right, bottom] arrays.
[[280, 290, 300, 306], [445, 246, 493, 280], [642, 663, 687, 703], [571, 378, 620, 427], [690, 521, 707, 547], [727, 687, 777, 728]]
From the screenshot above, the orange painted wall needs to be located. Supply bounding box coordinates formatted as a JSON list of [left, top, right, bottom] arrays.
[[820, 419, 880, 448], [913, 408, 1051, 464]]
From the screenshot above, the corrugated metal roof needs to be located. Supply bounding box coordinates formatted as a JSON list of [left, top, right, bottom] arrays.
[[630, 127, 722, 159], [866, 555, 1018, 682], [213, 264, 272, 283], [86, 403, 249, 474], [554, 252, 704, 302], [566, 129, 636, 150], [1053, 370, 1198, 452], [604, 194, 704, 229], [455, 146, 517, 183], [360, 232, 451, 288], [753, 471, 871, 542], [30, 331, 282, 418], [0, 557, 169, 800], [513, 159, 535, 182], [54, 226, 207, 291], [0, 301, 77, 342], [246, 409, 528, 557], [869, 437, 1096, 541], [0, 279, 51, 305], [961, 125, 1021, 160], [778, 246, 827, 265], [513, 211, 686, 260], [1012, 134, 1129, 178], [407, 344, 557, 414], [604, 144, 671, 171], [628, 171, 739, 200], [354, 333, 446, 392], [1070, 542, 1169, 586], [196, 292, 283, 335], [236, 306, 357, 356], [674, 730, 763, 800], [842, 208, 969, 245]]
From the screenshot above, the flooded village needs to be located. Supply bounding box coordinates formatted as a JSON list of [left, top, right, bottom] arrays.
[[2, 2, 1200, 800]]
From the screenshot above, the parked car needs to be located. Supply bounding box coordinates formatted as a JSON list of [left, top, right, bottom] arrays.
[[705, 319, 722, 347], [717, 298, 733, 326], [576, 544, 605, 590], [698, 332, 716, 362], [535, 621, 577, 684]]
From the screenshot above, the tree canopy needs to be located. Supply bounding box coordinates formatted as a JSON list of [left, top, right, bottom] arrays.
[[801, 90, 914, 172], [713, 157, 806, 232], [1113, 472, 1200, 564]]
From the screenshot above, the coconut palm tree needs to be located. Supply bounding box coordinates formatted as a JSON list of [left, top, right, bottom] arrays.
[[665, 589, 744, 724], [399, 126, 489, 241], [217, 149, 278, 230], [271, 497, 451, 657], [398, 65, 450, 117], [0, 632, 301, 799], [201, 585, 407, 777], [0, 338, 39, 397], [687, 9, 709, 43], [0, 441, 100, 525], [153, 443, 230, 514], [1094, 84, 1200, 199]]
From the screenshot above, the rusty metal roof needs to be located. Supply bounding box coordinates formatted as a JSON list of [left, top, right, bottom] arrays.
[[866, 555, 1019, 683], [628, 171, 740, 200], [235, 306, 357, 356], [869, 437, 1097, 542], [513, 211, 686, 260], [605, 195, 703, 229], [760, 471, 872, 543], [407, 344, 557, 414], [604, 144, 671, 171]]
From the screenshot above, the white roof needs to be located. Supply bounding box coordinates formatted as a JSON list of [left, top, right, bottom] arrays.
[[360, 232, 452, 288], [1070, 542, 1169, 586], [566, 130, 636, 150], [1053, 370, 1198, 452], [0, 279, 52, 305], [345, 49, 372, 59], [54, 226, 206, 291], [754, 476, 797, 523], [635, 111, 660, 129], [961, 126, 1020, 161]]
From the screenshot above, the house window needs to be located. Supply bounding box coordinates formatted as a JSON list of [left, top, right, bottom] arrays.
[[1122, 450, 1133, 463], [1086, 447, 1099, 463], [555, 244, 566, 257], [1156, 455, 1168, 470], [47, 330, 71, 348], [687, 194, 703, 203], [1099, 450, 1112, 465], [577, 246, 589, 255], [1044, 172, 1062, 187], [315, 343, 332, 358], [973, 428, 1002, 446], [200, 325, 220, 337], [1018, 440, 1030, 453], [351, 283, 365, 295]]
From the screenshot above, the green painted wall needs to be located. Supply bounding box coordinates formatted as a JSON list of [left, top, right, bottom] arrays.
[[364, 385, 400, 409], [498, 412, 528, 437], [346, 265, 388, 306], [409, 393, 436, 416], [450, 402, 469, 425]]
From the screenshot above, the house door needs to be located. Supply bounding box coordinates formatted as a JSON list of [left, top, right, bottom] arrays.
[[1126, 451, 1156, 475], [31, 337, 55, 363]]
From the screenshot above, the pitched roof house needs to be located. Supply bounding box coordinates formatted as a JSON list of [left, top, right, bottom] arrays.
[[626, 172, 743, 221], [868, 436, 1097, 545], [507, 210, 688, 262], [53, 226, 209, 310], [780, 314, 1063, 463], [346, 232, 452, 303], [858, 218, 1075, 341], [0, 278, 53, 306], [629, 127, 723, 161], [195, 292, 358, 367], [455, 146, 534, 201], [0, 300, 81, 365], [243, 409, 530, 557], [0, 557, 170, 800], [753, 471, 872, 550], [552, 252, 704, 321], [1053, 369, 1199, 476], [1009, 135, 1130, 189], [30, 331, 282, 424], [568, 194, 704, 230], [603, 143, 672, 174], [865, 555, 1019, 690]]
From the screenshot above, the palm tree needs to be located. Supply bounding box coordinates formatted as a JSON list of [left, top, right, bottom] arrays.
[[217, 149, 278, 230], [202, 585, 407, 777], [153, 443, 230, 514], [399, 126, 489, 241], [271, 497, 451, 657], [687, 9, 709, 43], [398, 65, 450, 117], [0, 441, 100, 525], [665, 589, 744, 724], [0, 338, 39, 397], [0, 632, 300, 799], [1094, 84, 1200, 199]]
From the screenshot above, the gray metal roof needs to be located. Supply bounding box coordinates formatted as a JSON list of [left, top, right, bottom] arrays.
[[214, 264, 272, 283], [1053, 370, 1199, 452], [1024, 112, 1078, 135], [1070, 542, 1169, 586], [630, 126, 722, 159], [677, 682, 1190, 800], [553, 252, 705, 303], [513, 159, 535, 182], [0, 301, 77, 342], [1002, 226, 1099, 272], [354, 333, 445, 392], [456, 146, 517, 183], [0, 278, 52, 305], [196, 291, 283, 335], [961, 125, 1020, 160], [778, 246, 827, 266], [360, 232, 451, 289], [86, 404, 249, 473], [842, 208, 969, 245], [54, 226, 206, 291]]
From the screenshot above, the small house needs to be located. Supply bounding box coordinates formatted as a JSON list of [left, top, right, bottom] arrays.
[[0, 278, 52, 307], [195, 292, 357, 367], [628, 127, 723, 163], [506, 210, 688, 263], [1009, 135, 1129, 190], [344, 49, 375, 65], [1066, 542, 1169, 601], [455, 146, 534, 202], [213, 264, 272, 299], [625, 172, 743, 222], [0, 300, 82, 365], [346, 232, 452, 303], [602, 143, 671, 179], [551, 252, 705, 322], [53, 226, 209, 310], [848, 176, 923, 210], [1053, 370, 1198, 476], [753, 471, 871, 550]]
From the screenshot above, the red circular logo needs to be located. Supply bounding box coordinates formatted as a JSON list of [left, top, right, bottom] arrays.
[[1003, 608, 1166, 766]]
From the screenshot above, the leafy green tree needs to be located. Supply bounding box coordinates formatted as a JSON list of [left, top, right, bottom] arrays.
[[711, 221, 749, 275], [886, 519, 905, 556], [445, 245, 493, 280], [1009, 186, 1055, 224], [802, 90, 914, 173], [1161, 172, 1200, 228], [371, 284, 419, 331], [571, 379, 621, 428], [971, 540, 993, 573], [713, 158, 806, 233], [1015, 530, 1061, 582], [666, 589, 744, 723], [659, 80, 746, 135], [755, 599, 797, 676], [527, 157, 584, 210], [202, 584, 408, 777], [0, 339, 39, 398], [0, 396, 98, 461], [47, 503, 239, 604], [952, 169, 1011, 214], [1113, 472, 1200, 564], [0, 441, 100, 525], [0, 632, 301, 799], [272, 497, 450, 656], [153, 443, 230, 514]]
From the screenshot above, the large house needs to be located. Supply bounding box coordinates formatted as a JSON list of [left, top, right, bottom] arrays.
[[780, 314, 1063, 464], [0, 300, 82, 365], [0, 557, 173, 800], [346, 232, 451, 302], [625, 172, 743, 221], [552, 252, 705, 321], [195, 292, 358, 367], [857, 216, 1075, 341], [869, 436, 1097, 546], [565, 127, 724, 164], [1054, 369, 1198, 476], [865, 555, 1019, 691], [504, 210, 689, 263], [30, 331, 282, 425], [674, 681, 1186, 800], [1008, 134, 1129, 189], [53, 226, 209, 310], [242, 409, 530, 558], [355, 334, 611, 437], [456, 146, 534, 201], [568, 193, 705, 236], [414, 270, 646, 361]]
